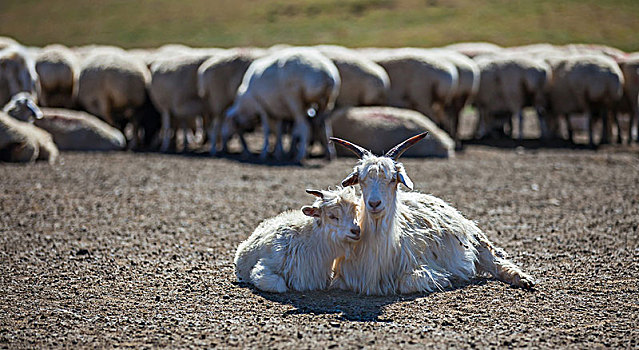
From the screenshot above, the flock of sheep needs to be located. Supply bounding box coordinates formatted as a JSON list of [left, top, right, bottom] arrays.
[[1, 35, 639, 164], [235, 133, 535, 294]]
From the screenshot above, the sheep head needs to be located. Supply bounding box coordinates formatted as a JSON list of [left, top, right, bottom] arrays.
[[330, 132, 428, 218], [301, 187, 361, 242], [3, 92, 43, 122]]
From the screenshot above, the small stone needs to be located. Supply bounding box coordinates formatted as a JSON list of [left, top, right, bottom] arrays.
[[76, 249, 89, 256]]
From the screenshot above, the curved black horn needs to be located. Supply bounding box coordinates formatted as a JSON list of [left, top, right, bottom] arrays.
[[306, 189, 324, 198], [384, 132, 429, 160], [329, 137, 370, 159]]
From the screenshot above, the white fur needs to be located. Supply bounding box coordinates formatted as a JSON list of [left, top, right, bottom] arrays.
[[234, 187, 360, 293], [332, 153, 534, 295]]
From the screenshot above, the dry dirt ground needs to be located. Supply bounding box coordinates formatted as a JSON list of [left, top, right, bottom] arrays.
[[1, 139, 638, 348]]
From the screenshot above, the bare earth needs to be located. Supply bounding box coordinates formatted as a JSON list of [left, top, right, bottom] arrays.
[[1, 141, 638, 348]]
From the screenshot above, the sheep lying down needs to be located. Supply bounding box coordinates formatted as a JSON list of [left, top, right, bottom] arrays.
[[0, 94, 58, 164], [34, 108, 126, 151], [234, 187, 361, 293]]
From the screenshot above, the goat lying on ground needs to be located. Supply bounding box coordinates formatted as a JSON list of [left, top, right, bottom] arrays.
[[331, 133, 535, 295], [234, 187, 361, 293]]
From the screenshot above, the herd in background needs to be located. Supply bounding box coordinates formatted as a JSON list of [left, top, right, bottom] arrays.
[[1, 35, 639, 164]]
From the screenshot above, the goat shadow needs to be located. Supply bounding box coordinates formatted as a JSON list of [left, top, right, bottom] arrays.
[[236, 278, 494, 322]]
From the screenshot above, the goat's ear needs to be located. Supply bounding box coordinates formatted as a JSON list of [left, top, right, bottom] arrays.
[[341, 171, 359, 187], [396, 165, 413, 190], [302, 206, 321, 218]]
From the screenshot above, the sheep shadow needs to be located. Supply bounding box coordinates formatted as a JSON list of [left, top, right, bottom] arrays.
[[239, 278, 502, 322], [461, 137, 596, 150]]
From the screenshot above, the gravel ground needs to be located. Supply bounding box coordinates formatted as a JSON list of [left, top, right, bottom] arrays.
[[1, 141, 638, 348]]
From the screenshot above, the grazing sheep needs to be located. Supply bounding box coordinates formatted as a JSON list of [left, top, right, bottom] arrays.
[[234, 187, 361, 293], [0, 45, 40, 107], [415, 48, 480, 144], [34, 108, 126, 151], [35, 44, 79, 108], [77, 49, 150, 148], [222, 47, 341, 162], [473, 54, 551, 140], [197, 48, 265, 155], [1, 95, 58, 164], [150, 50, 222, 152], [365, 48, 459, 133], [331, 134, 534, 295], [617, 53, 639, 143], [314, 45, 390, 107], [542, 54, 624, 145], [331, 106, 454, 158]]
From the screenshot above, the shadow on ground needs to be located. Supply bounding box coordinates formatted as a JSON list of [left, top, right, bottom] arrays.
[[238, 279, 499, 322]]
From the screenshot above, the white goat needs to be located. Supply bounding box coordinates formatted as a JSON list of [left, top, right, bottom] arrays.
[[330, 134, 535, 295], [234, 187, 361, 293]]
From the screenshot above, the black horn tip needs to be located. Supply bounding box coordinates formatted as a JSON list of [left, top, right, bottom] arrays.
[[306, 189, 324, 198], [385, 132, 429, 160], [329, 137, 370, 158]]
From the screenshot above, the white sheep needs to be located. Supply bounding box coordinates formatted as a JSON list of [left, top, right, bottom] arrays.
[[0, 45, 41, 107], [197, 48, 265, 155], [541, 54, 624, 145], [1, 94, 58, 164], [77, 49, 150, 138], [314, 45, 390, 108], [331, 106, 455, 158], [330, 134, 535, 295], [409, 48, 480, 144], [234, 187, 361, 293], [150, 50, 223, 152], [35, 44, 79, 109], [222, 47, 341, 162], [34, 108, 126, 151], [473, 54, 551, 140], [363, 48, 459, 133]]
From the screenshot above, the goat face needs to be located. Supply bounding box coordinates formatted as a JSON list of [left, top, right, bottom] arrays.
[[302, 188, 361, 243], [331, 133, 428, 218]]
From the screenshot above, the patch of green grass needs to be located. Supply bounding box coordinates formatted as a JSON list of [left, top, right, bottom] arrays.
[[0, 0, 638, 51]]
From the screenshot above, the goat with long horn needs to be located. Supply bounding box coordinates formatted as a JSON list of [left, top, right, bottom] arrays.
[[331, 133, 535, 295]]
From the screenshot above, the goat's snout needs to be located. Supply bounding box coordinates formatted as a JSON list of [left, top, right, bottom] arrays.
[[368, 200, 382, 210], [350, 227, 360, 236]]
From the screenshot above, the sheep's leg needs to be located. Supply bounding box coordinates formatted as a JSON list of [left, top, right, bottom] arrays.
[[474, 235, 535, 289], [518, 110, 524, 141], [259, 112, 270, 161], [208, 116, 222, 156], [564, 114, 574, 142], [587, 110, 595, 147], [613, 110, 622, 144], [601, 109, 611, 145], [537, 108, 550, 140], [273, 120, 285, 161], [398, 266, 452, 294], [474, 108, 487, 139], [319, 116, 336, 160], [283, 97, 311, 162], [160, 110, 172, 152], [250, 260, 288, 293], [634, 110, 639, 143]]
